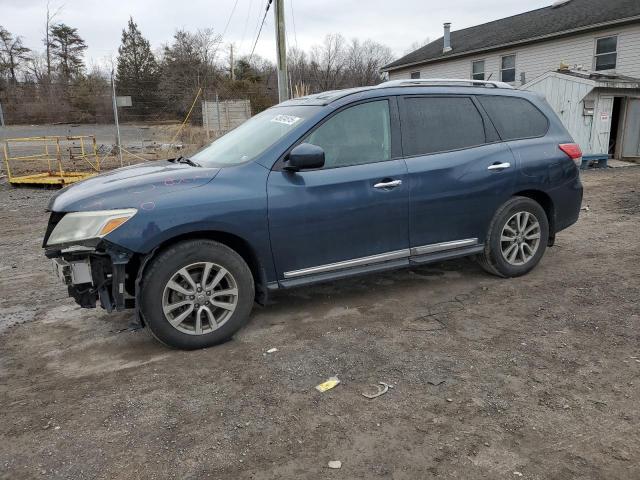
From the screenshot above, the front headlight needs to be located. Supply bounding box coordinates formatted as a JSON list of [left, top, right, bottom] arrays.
[[47, 209, 137, 246]]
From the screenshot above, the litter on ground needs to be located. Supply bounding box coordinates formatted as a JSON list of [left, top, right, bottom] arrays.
[[361, 382, 392, 399], [315, 377, 341, 392]]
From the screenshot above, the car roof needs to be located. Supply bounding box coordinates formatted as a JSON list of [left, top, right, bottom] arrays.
[[279, 79, 517, 107]]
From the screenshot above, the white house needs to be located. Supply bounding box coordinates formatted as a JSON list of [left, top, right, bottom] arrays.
[[382, 0, 640, 161]]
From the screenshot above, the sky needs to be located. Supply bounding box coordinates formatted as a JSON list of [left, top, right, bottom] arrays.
[[1, 0, 554, 68]]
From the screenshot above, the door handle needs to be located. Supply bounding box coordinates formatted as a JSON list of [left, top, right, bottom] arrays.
[[374, 179, 402, 189], [487, 162, 511, 171]]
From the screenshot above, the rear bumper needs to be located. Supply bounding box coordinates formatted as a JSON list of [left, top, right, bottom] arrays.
[[551, 175, 583, 233]]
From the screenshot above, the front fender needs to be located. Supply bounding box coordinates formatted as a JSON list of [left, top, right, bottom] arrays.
[[103, 162, 277, 283]]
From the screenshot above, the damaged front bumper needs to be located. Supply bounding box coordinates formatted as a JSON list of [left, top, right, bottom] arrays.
[[46, 243, 134, 312]]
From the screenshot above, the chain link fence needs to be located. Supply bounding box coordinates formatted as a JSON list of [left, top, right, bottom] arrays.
[[0, 81, 277, 181]]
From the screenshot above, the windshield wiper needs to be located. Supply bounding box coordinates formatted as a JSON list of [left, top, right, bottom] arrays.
[[171, 156, 201, 167]]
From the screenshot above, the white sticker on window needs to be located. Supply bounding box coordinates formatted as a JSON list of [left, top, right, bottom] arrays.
[[271, 114, 301, 126]]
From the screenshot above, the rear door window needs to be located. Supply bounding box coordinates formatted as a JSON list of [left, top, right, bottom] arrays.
[[401, 96, 487, 156], [304, 100, 391, 168], [477, 96, 549, 140]]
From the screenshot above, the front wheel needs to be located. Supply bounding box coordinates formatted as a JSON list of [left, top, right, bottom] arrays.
[[140, 240, 255, 349], [478, 196, 549, 278]]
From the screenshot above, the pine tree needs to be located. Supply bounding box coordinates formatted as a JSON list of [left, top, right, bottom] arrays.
[[49, 23, 87, 80], [116, 17, 159, 117], [159, 30, 202, 116]]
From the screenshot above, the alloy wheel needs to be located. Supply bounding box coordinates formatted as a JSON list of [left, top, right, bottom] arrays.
[[162, 262, 238, 335], [500, 211, 541, 266]]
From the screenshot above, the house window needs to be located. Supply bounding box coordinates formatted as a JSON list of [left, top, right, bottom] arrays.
[[410, 71, 421, 79], [500, 55, 516, 82], [472, 60, 485, 80], [595, 36, 617, 71]]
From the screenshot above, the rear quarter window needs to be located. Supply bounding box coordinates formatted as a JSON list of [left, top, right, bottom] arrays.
[[402, 96, 487, 156], [478, 96, 549, 141]]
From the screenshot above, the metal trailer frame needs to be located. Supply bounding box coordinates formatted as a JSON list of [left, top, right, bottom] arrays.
[[3, 135, 100, 186]]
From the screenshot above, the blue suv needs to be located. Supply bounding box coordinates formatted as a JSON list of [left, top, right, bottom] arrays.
[[44, 79, 583, 349]]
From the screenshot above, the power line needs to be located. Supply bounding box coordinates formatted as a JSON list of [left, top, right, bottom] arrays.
[[239, 0, 255, 55], [250, 0, 266, 50], [290, 0, 298, 50], [209, 0, 241, 67], [248, 0, 273, 62], [283, 1, 290, 53], [221, 0, 241, 41]]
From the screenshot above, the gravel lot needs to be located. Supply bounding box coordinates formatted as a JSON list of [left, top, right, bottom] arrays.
[[1, 167, 639, 479]]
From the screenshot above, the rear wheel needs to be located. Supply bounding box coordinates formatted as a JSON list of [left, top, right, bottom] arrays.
[[478, 196, 549, 278], [140, 240, 255, 349]]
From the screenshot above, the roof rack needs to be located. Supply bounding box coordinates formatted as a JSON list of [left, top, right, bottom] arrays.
[[375, 78, 514, 89]]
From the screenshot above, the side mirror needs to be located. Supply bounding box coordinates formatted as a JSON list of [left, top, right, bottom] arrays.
[[284, 143, 325, 171]]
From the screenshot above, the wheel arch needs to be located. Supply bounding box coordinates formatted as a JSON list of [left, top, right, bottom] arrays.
[[512, 189, 555, 243], [129, 230, 269, 305]]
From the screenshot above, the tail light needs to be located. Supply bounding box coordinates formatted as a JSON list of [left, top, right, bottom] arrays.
[[559, 143, 583, 168]]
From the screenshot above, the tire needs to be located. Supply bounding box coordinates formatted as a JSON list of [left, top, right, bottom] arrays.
[[140, 240, 255, 350], [478, 196, 549, 278]]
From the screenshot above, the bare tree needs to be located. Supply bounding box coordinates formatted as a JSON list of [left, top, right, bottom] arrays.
[[44, 1, 63, 80], [194, 28, 223, 68], [287, 46, 309, 94], [346, 39, 394, 86], [287, 35, 393, 93], [403, 38, 431, 55], [310, 34, 347, 91], [0, 26, 31, 83], [25, 51, 49, 83]]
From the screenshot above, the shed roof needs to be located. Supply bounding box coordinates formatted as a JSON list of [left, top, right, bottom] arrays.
[[383, 0, 640, 72], [522, 69, 640, 90]]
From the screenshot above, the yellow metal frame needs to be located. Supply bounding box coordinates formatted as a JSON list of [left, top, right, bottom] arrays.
[[3, 135, 100, 186]]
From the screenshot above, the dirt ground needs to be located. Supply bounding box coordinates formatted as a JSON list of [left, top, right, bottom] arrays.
[[1, 167, 639, 479]]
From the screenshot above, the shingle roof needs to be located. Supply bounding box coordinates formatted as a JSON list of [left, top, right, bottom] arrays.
[[383, 0, 640, 71]]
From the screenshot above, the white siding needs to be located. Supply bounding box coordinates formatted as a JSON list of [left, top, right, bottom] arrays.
[[525, 74, 595, 153], [390, 23, 640, 86]]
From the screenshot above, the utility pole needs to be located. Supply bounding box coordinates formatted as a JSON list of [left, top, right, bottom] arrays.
[[111, 70, 123, 167], [273, 0, 289, 102], [0, 102, 5, 127], [229, 44, 235, 81]]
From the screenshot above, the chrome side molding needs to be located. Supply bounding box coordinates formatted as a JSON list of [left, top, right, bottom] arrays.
[[410, 238, 478, 256], [283, 249, 409, 279], [283, 237, 479, 279]]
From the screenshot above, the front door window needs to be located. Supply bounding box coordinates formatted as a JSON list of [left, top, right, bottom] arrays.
[[305, 100, 391, 168]]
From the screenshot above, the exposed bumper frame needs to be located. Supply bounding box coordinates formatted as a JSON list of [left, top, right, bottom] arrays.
[[46, 241, 133, 312]]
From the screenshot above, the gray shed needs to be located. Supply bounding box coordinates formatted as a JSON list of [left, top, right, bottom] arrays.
[[523, 70, 640, 162]]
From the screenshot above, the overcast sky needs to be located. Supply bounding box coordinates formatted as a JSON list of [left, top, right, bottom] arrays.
[[2, 0, 553, 67]]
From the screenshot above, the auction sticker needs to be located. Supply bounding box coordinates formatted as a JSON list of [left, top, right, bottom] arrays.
[[271, 114, 301, 125]]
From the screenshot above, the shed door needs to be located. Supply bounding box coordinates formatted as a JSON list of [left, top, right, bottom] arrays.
[[593, 96, 614, 155], [622, 98, 640, 159]]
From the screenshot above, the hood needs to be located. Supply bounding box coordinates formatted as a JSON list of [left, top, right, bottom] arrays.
[[48, 161, 221, 212]]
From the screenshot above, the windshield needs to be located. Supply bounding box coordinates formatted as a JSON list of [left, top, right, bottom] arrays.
[[191, 105, 321, 167]]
